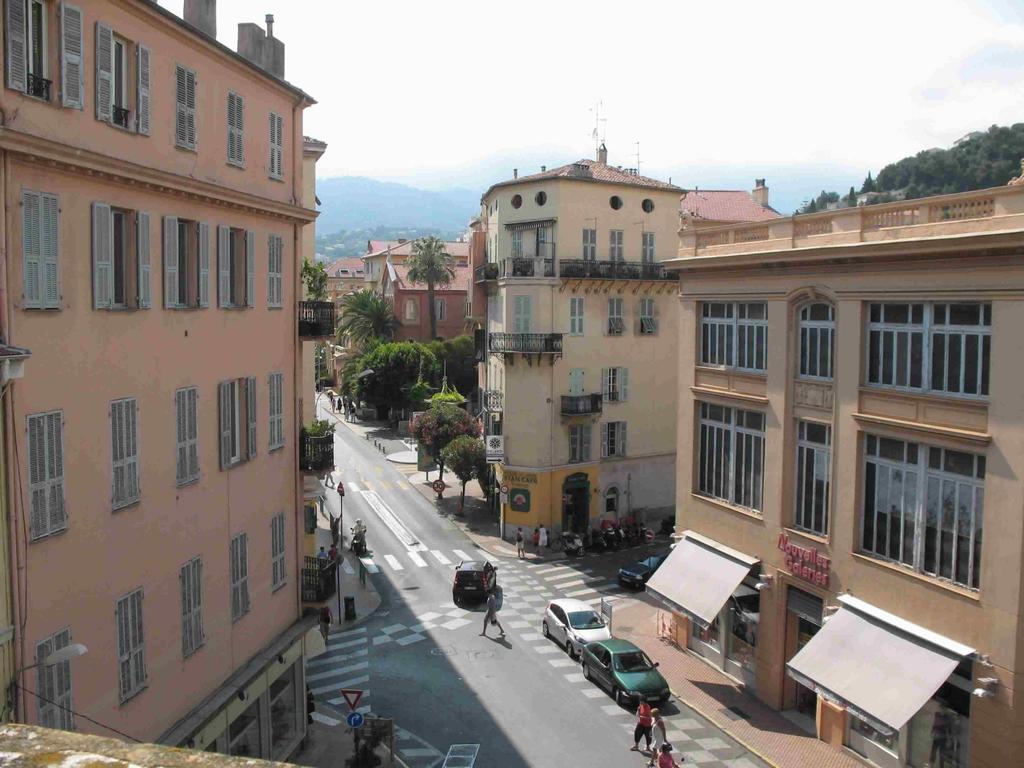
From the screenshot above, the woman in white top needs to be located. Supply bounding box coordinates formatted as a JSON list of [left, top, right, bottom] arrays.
[[647, 709, 668, 765]]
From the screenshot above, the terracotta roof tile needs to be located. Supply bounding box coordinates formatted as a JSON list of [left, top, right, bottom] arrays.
[[392, 263, 471, 292], [323, 257, 365, 278], [679, 190, 782, 223], [484, 158, 681, 199]]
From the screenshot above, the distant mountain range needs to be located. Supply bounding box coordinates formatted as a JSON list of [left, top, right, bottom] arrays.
[[314, 177, 480, 235]]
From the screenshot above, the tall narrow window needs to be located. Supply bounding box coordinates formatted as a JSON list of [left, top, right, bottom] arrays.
[[111, 36, 128, 127], [26, 0, 48, 98], [268, 112, 284, 179], [175, 64, 196, 150], [227, 91, 244, 166], [799, 303, 835, 380], [435, 298, 446, 321], [697, 403, 765, 512], [179, 557, 203, 658], [795, 421, 830, 535], [59, 3, 84, 109], [267, 235, 283, 308], [569, 297, 584, 335], [22, 189, 60, 309], [27, 411, 66, 539], [609, 230, 623, 262], [569, 424, 591, 463], [700, 302, 768, 372], [582, 229, 596, 261], [512, 295, 532, 333], [602, 367, 629, 402], [93, 204, 149, 310], [601, 421, 628, 458], [36, 628, 74, 730], [175, 386, 199, 485], [271, 513, 286, 590], [230, 532, 250, 621], [219, 378, 255, 469], [641, 232, 655, 263], [639, 298, 656, 335], [511, 230, 523, 259], [110, 397, 139, 509], [218, 227, 254, 308], [268, 372, 284, 451], [607, 297, 624, 335], [115, 588, 147, 702]]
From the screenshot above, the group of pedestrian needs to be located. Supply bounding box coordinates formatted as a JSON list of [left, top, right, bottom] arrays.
[[514, 525, 549, 559], [632, 703, 681, 765]]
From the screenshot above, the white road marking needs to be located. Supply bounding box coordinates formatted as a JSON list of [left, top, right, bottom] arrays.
[[359, 557, 380, 574], [407, 550, 428, 568], [384, 554, 404, 571], [534, 565, 572, 575], [359, 490, 419, 547], [534, 645, 560, 654], [401, 749, 439, 758], [564, 673, 586, 683], [396, 633, 425, 646], [306, 648, 369, 670], [429, 550, 451, 565], [581, 688, 605, 698], [341, 558, 355, 575], [309, 661, 371, 690], [311, 712, 340, 726], [519, 632, 544, 642], [565, 587, 598, 598], [452, 549, 474, 561], [554, 578, 586, 589], [601, 704, 628, 716], [334, 626, 367, 638], [548, 658, 577, 667], [326, 637, 369, 651], [347, 482, 362, 494]]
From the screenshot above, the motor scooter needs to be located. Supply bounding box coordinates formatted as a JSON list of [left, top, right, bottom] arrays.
[[557, 531, 586, 557], [350, 519, 368, 557]]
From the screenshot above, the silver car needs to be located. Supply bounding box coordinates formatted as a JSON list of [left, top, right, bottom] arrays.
[[542, 598, 611, 659]]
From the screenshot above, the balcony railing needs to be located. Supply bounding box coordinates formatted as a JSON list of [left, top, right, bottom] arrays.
[[301, 555, 337, 602], [300, 430, 334, 472], [26, 73, 51, 101], [559, 259, 674, 281], [483, 389, 504, 412], [298, 300, 336, 338], [475, 262, 499, 282], [501, 257, 555, 278], [113, 105, 130, 129], [488, 332, 563, 354], [560, 393, 603, 416]]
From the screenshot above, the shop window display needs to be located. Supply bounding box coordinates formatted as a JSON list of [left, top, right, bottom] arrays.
[[271, 664, 299, 759], [228, 699, 261, 758], [908, 673, 970, 768], [726, 588, 759, 674]]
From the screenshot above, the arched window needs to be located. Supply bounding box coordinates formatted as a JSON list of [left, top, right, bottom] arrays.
[[798, 303, 834, 379], [605, 487, 620, 517], [404, 298, 418, 321]]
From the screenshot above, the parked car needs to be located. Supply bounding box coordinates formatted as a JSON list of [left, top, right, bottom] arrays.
[[618, 553, 668, 589], [541, 598, 611, 659], [580, 639, 670, 707], [452, 560, 497, 605]]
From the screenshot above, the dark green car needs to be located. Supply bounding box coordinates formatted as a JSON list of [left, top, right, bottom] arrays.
[[580, 639, 670, 707]]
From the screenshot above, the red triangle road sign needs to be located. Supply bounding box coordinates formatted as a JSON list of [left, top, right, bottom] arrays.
[[340, 688, 363, 711]]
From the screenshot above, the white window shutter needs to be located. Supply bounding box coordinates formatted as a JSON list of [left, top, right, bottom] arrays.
[[111, 401, 123, 504], [245, 230, 255, 307], [187, 387, 199, 479], [198, 222, 210, 307], [175, 389, 187, 484], [60, 3, 84, 109], [136, 212, 150, 308], [162, 216, 178, 309], [218, 381, 231, 469], [136, 45, 150, 135], [46, 413, 66, 532], [601, 423, 608, 459], [179, 564, 190, 656], [246, 376, 256, 458], [40, 194, 59, 309], [582, 425, 591, 460], [95, 22, 113, 122], [174, 66, 187, 147], [5, 0, 27, 92], [620, 368, 629, 402], [27, 415, 48, 538], [193, 558, 203, 644], [126, 400, 139, 502], [186, 70, 196, 148], [22, 191, 41, 309], [217, 226, 230, 307], [92, 202, 112, 309], [601, 368, 609, 400]]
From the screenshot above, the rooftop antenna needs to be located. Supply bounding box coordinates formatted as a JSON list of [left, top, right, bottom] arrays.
[[634, 141, 641, 175], [589, 101, 606, 154]]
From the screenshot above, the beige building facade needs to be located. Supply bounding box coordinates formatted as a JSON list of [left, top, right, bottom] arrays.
[[654, 183, 1024, 768], [1, 0, 330, 757]]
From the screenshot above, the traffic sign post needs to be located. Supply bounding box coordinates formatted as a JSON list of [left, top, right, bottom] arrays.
[[340, 688, 364, 711], [432, 478, 446, 497], [346, 711, 364, 728]]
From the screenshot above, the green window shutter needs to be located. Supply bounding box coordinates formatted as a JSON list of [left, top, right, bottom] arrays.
[[620, 368, 629, 402], [41, 194, 59, 308], [217, 226, 230, 307], [22, 191, 41, 308], [198, 223, 210, 307], [5, 0, 27, 92], [245, 230, 255, 307], [60, 3, 84, 109], [136, 44, 150, 135], [218, 381, 231, 469], [246, 376, 256, 459]]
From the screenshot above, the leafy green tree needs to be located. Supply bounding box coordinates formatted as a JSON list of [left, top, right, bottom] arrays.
[[846, 186, 858, 207], [411, 404, 480, 481], [301, 260, 329, 301], [473, 451, 492, 502], [860, 172, 876, 194], [441, 435, 485, 508], [406, 236, 456, 339], [355, 342, 438, 415], [426, 335, 477, 395], [337, 289, 400, 347]]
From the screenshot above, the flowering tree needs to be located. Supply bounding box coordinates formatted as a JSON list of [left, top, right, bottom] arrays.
[[411, 404, 480, 482]]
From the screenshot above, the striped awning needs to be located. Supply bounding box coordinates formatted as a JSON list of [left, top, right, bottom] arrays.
[[504, 218, 556, 231]]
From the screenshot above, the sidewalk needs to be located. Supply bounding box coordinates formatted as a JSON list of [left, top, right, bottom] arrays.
[[292, 699, 411, 768], [311, 494, 381, 631], [612, 599, 865, 768]]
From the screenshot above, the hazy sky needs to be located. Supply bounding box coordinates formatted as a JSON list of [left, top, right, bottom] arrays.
[[159, 0, 1024, 212]]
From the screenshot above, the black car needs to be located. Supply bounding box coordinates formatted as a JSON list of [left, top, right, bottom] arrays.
[[452, 560, 497, 604], [618, 554, 667, 589]]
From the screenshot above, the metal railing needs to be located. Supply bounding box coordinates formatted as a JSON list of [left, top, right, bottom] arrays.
[[559, 259, 673, 280], [474, 262, 499, 282], [298, 300, 336, 338], [501, 258, 555, 278], [483, 390, 504, 411], [113, 105, 130, 129], [300, 430, 334, 472], [560, 393, 603, 415], [26, 73, 50, 101], [488, 332, 563, 354], [301, 555, 337, 602]]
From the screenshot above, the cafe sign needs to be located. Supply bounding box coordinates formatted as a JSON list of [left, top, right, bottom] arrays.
[[778, 533, 830, 587]]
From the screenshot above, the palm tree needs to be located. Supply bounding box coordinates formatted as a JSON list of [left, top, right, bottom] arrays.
[[337, 289, 399, 347], [406, 236, 456, 339]]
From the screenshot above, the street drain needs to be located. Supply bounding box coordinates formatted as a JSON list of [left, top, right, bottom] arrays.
[[723, 705, 751, 721]]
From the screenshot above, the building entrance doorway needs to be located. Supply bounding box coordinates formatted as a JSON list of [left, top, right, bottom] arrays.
[[783, 587, 824, 733], [562, 473, 590, 533]]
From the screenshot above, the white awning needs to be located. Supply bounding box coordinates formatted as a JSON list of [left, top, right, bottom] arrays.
[[786, 595, 974, 734], [645, 531, 758, 628]]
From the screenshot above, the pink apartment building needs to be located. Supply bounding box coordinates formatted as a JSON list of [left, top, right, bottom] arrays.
[[1, 0, 331, 758]]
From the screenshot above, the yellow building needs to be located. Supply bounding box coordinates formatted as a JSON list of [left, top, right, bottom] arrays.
[[654, 181, 1024, 768], [476, 146, 779, 539]]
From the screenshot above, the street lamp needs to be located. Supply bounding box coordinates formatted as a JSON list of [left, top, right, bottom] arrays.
[[13, 643, 88, 720]]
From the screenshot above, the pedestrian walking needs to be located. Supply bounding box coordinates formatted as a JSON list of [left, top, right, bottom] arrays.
[[539, 524, 549, 550], [323, 469, 335, 489], [654, 744, 681, 767], [532, 528, 540, 553], [317, 546, 328, 561], [480, 591, 505, 637], [329, 514, 340, 547], [631, 701, 654, 752], [328, 544, 339, 563], [318, 605, 332, 643], [515, 528, 526, 559], [647, 709, 668, 764]]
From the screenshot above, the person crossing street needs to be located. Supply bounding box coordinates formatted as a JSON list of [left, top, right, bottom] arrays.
[[480, 590, 505, 637]]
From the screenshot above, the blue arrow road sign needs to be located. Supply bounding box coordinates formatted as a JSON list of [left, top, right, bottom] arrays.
[[346, 711, 364, 728]]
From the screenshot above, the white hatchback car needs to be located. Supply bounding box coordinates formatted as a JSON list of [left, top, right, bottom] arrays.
[[542, 598, 612, 659]]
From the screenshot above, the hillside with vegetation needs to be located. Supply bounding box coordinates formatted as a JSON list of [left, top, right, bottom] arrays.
[[797, 123, 1024, 213], [315, 226, 464, 260]]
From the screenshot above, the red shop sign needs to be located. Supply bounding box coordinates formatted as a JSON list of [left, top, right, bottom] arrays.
[[777, 533, 830, 587]]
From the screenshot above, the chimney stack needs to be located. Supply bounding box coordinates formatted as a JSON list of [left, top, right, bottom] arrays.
[[541, 165, 546, 172], [752, 178, 769, 207], [237, 13, 285, 78], [597, 142, 608, 164], [183, 0, 216, 38], [265, 14, 274, 37], [513, 169, 518, 179]]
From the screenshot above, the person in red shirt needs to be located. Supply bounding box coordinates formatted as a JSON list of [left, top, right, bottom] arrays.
[[631, 701, 654, 752], [656, 743, 682, 766]]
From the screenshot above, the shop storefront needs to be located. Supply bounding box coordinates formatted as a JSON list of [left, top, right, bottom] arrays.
[[786, 595, 974, 768], [647, 532, 761, 689], [782, 586, 824, 728]]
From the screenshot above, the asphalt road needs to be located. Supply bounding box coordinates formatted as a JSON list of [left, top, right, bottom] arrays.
[[310, 401, 766, 768]]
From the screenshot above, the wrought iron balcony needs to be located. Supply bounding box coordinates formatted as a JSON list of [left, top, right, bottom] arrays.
[[301, 555, 337, 602], [501, 257, 555, 278], [300, 430, 334, 472], [484, 389, 504, 412], [488, 332, 563, 354], [560, 393, 603, 416], [559, 259, 674, 281], [298, 300, 336, 339], [474, 262, 499, 282], [26, 73, 51, 101], [113, 105, 130, 129]]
